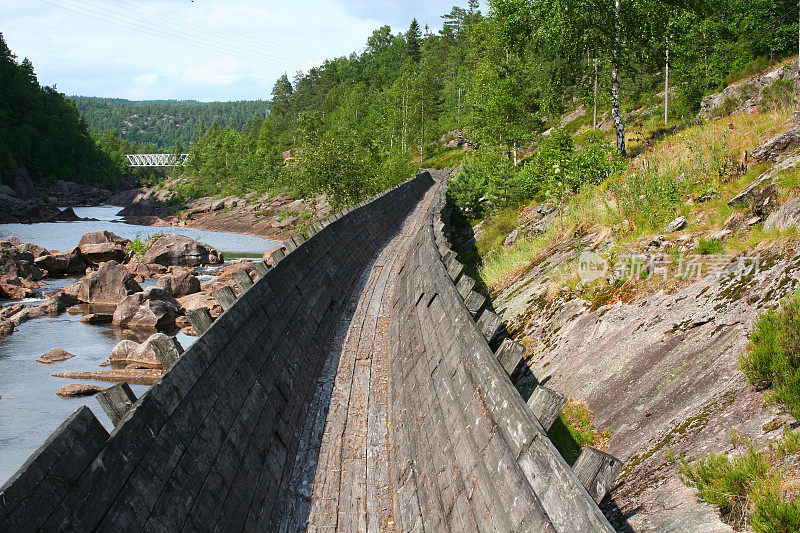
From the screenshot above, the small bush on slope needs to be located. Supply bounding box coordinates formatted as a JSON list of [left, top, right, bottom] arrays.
[[741, 290, 800, 419]]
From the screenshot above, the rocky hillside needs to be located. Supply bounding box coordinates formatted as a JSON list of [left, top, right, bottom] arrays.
[[459, 77, 800, 531]]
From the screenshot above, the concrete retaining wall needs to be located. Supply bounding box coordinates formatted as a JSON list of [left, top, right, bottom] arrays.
[[0, 172, 434, 532], [388, 183, 614, 531]]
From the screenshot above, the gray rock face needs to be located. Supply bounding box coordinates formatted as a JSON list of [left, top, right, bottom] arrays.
[[752, 124, 800, 162], [765, 196, 800, 230], [156, 271, 201, 297], [34, 247, 85, 277], [494, 237, 800, 532], [0, 244, 44, 281], [78, 231, 129, 265], [141, 234, 223, 267], [76, 260, 142, 306], [112, 287, 180, 329], [664, 216, 687, 233]]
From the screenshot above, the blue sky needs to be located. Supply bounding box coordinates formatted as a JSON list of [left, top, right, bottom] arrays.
[[1, 0, 485, 102]]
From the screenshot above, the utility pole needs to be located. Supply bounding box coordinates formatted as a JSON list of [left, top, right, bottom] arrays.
[[593, 57, 599, 129], [664, 34, 670, 126]]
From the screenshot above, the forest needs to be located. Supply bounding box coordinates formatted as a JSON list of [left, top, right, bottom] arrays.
[[179, 0, 800, 209], [71, 97, 269, 149], [0, 33, 122, 186]]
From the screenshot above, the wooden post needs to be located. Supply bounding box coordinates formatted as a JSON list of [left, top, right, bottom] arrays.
[[573, 447, 623, 503], [214, 286, 237, 311], [495, 338, 526, 376], [233, 270, 254, 293], [593, 57, 599, 129], [527, 385, 567, 431], [96, 382, 137, 426], [251, 261, 269, 279], [186, 307, 213, 335], [664, 34, 670, 126], [148, 334, 183, 370]]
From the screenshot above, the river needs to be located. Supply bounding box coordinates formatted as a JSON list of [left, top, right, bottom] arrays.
[[0, 206, 279, 485]]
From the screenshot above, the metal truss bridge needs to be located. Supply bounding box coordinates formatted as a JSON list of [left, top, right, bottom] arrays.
[[125, 153, 190, 167]]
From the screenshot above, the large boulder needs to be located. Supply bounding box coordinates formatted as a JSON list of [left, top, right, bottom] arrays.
[[40, 291, 79, 315], [141, 234, 223, 267], [157, 270, 201, 297], [0, 276, 38, 299], [79, 231, 129, 265], [34, 247, 86, 277], [108, 333, 182, 369], [0, 244, 44, 281], [78, 230, 130, 248], [76, 260, 142, 306], [112, 287, 180, 329]]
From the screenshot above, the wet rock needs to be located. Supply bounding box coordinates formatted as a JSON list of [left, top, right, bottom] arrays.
[[0, 245, 44, 281], [34, 253, 69, 277], [0, 276, 36, 299], [177, 292, 222, 318], [81, 313, 113, 325], [0, 303, 25, 320], [37, 348, 75, 363], [664, 216, 687, 233], [49, 207, 82, 222], [0, 319, 13, 337], [76, 260, 142, 306], [56, 383, 105, 397], [125, 260, 167, 279], [112, 287, 180, 329], [157, 270, 201, 297], [8, 305, 44, 325], [78, 230, 130, 248], [52, 369, 162, 386], [109, 339, 139, 364], [141, 234, 223, 267], [79, 242, 127, 265], [40, 292, 79, 315]]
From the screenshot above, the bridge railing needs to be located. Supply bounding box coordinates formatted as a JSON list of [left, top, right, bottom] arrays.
[[125, 153, 190, 167]]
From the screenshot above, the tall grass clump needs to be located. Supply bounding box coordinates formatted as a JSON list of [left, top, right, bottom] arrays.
[[677, 430, 800, 532], [740, 290, 800, 419]]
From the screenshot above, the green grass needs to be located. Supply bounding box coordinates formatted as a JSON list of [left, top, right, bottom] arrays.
[[740, 289, 800, 419], [547, 400, 609, 465], [676, 429, 800, 532], [696, 238, 725, 255], [425, 147, 469, 169]]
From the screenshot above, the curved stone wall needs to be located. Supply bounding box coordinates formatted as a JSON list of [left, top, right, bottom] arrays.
[[0, 172, 434, 532], [388, 182, 614, 531]]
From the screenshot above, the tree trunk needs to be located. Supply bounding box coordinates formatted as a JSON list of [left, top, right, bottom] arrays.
[[420, 103, 425, 165], [611, 0, 626, 157], [593, 57, 599, 128], [664, 35, 670, 126]]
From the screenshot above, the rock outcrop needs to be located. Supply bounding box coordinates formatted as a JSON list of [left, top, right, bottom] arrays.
[[76, 260, 142, 306], [78, 231, 129, 265], [37, 348, 75, 363], [752, 124, 800, 162], [156, 270, 201, 297], [111, 287, 180, 329], [141, 234, 223, 267], [55, 384, 105, 397]]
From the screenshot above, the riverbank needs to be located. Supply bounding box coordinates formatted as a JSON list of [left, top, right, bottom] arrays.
[[111, 182, 330, 241]]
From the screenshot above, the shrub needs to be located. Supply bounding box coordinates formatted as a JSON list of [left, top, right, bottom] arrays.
[[696, 238, 725, 255], [760, 79, 797, 112], [740, 290, 800, 418]]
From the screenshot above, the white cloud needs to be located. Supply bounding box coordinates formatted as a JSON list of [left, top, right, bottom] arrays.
[[183, 56, 248, 85], [133, 72, 159, 87]]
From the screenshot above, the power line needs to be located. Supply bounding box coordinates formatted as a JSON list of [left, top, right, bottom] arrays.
[[34, 0, 314, 67]]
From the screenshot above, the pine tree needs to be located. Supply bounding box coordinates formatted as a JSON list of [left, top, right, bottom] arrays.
[[270, 74, 293, 116], [406, 18, 421, 62]]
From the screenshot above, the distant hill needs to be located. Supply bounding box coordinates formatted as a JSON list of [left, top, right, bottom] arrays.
[[70, 96, 270, 149]]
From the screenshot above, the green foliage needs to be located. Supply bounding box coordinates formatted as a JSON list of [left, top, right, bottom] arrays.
[[696, 238, 725, 255], [71, 96, 267, 149], [547, 400, 609, 465], [0, 33, 123, 186], [740, 290, 800, 418], [677, 430, 800, 532], [126, 232, 163, 258]]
